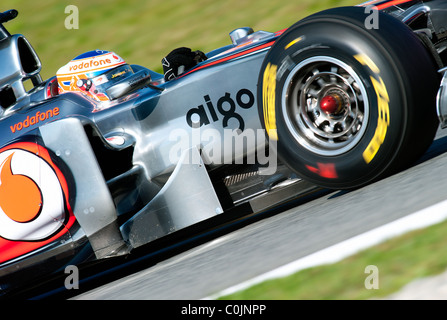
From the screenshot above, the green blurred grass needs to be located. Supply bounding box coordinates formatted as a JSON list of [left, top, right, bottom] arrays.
[[0, 0, 357, 79], [220, 219, 447, 300]]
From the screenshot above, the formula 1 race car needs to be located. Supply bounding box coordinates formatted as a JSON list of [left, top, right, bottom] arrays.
[[0, 0, 446, 296]]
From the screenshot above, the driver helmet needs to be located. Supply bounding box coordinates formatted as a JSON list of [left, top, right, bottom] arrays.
[[56, 50, 133, 102]]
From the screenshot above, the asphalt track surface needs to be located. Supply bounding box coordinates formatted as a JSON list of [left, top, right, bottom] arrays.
[[68, 128, 447, 300]]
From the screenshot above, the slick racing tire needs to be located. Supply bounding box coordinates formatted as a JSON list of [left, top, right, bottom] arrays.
[[258, 6, 440, 189]]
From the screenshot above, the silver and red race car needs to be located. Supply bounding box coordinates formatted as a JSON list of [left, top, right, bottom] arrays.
[[0, 0, 446, 296]]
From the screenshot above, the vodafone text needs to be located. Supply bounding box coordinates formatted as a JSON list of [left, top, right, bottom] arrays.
[[69, 58, 112, 71], [10, 107, 60, 133]]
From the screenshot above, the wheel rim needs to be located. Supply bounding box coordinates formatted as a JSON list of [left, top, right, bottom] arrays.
[[282, 56, 369, 156]]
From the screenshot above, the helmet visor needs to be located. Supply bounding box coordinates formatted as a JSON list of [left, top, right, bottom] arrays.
[[90, 64, 134, 98]]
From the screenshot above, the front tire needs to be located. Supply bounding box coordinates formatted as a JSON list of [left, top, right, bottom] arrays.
[[258, 6, 440, 189]]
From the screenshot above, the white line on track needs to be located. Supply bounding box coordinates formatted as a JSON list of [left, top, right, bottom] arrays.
[[204, 198, 447, 299]]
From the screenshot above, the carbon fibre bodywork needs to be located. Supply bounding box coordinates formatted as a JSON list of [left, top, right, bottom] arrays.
[[0, 0, 446, 295]]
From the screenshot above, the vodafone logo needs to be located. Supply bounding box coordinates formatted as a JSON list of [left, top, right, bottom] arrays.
[[0, 147, 66, 241], [65, 52, 125, 73], [10, 107, 60, 133], [68, 57, 112, 72]]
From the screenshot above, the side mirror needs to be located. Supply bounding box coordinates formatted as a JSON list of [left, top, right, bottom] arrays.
[[0, 34, 42, 111], [0, 9, 18, 41]]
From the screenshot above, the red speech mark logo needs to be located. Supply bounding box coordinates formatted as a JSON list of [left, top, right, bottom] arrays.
[[0, 153, 43, 223], [0, 142, 75, 263]]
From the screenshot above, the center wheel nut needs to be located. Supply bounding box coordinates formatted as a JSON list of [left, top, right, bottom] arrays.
[[320, 94, 342, 114]]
